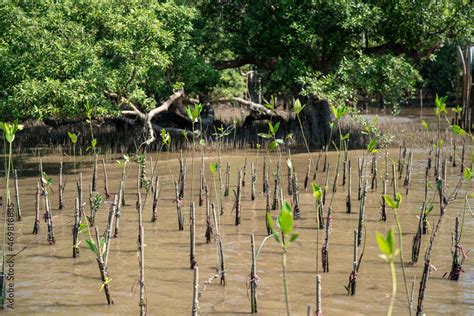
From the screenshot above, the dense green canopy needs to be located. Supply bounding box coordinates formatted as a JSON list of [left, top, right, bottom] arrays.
[[0, 1, 216, 120], [0, 0, 472, 120]]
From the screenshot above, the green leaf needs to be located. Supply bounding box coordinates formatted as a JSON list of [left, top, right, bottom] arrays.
[[289, 233, 299, 242], [99, 236, 106, 250], [266, 212, 275, 233], [78, 223, 88, 234], [0, 122, 23, 143], [294, 99, 305, 114], [257, 133, 271, 139], [367, 138, 378, 153], [375, 231, 390, 256], [161, 129, 171, 146], [421, 120, 429, 129], [68, 131, 78, 144], [312, 183, 322, 200], [341, 132, 350, 141], [396, 192, 403, 205], [386, 228, 395, 255], [209, 162, 219, 174], [451, 125, 466, 136], [273, 233, 281, 244], [268, 122, 274, 134], [264, 102, 274, 110], [424, 201, 434, 215], [330, 105, 337, 119], [273, 122, 280, 134], [84, 239, 98, 255], [383, 194, 398, 209], [91, 138, 97, 148], [464, 168, 472, 182], [269, 140, 278, 150], [434, 94, 448, 117], [185, 106, 193, 121], [278, 201, 294, 235], [452, 105, 463, 114]]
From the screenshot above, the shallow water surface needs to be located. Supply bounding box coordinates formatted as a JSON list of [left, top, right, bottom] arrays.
[[5, 148, 473, 315]]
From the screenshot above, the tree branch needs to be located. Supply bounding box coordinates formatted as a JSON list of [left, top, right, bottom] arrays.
[[121, 110, 139, 116], [212, 97, 274, 116], [142, 90, 185, 146], [148, 90, 185, 118], [120, 97, 145, 120]]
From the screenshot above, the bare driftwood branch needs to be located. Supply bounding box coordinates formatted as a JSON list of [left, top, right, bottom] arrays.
[[212, 97, 274, 116]]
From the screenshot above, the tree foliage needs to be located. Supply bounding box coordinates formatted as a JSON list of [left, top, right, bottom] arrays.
[[0, 0, 472, 121], [0, 1, 216, 120], [198, 0, 472, 103]]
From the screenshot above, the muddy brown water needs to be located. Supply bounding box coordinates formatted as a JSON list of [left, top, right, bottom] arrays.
[[3, 148, 473, 315]]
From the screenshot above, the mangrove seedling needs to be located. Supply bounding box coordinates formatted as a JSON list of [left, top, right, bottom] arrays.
[[375, 228, 399, 316], [0, 121, 23, 303], [294, 99, 315, 169], [67, 131, 79, 178], [266, 201, 299, 316], [88, 193, 104, 226], [258, 121, 284, 152], [312, 183, 324, 230], [136, 154, 150, 191], [383, 193, 411, 315], [185, 103, 204, 199], [212, 124, 233, 214], [84, 228, 113, 305], [161, 129, 171, 149], [447, 167, 472, 280]]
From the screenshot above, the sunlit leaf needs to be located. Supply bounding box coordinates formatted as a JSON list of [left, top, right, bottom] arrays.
[[383, 194, 399, 209], [85, 239, 98, 255], [375, 231, 391, 256], [464, 168, 472, 182], [294, 99, 306, 115], [367, 138, 378, 153], [209, 162, 219, 174], [278, 201, 294, 235], [312, 183, 322, 200], [421, 120, 429, 129], [68, 131, 78, 144], [269, 140, 278, 150], [451, 125, 466, 136], [257, 133, 271, 139], [386, 228, 395, 255]]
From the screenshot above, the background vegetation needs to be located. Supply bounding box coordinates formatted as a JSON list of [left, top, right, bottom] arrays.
[[0, 0, 472, 121]]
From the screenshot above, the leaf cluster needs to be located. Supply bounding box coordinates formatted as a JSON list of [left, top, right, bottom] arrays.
[[375, 228, 399, 262], [267, 201, 299, 250]]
